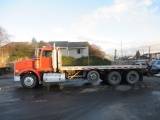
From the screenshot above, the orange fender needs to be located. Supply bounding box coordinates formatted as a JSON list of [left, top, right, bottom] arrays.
[[16, 68, 41, 81]]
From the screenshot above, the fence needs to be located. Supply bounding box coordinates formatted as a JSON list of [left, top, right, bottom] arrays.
[[112, 60, 149, 65]]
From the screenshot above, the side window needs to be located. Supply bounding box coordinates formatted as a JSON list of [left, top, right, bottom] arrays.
[[157, 61, 160, 65], [42, 51, 52, 57]]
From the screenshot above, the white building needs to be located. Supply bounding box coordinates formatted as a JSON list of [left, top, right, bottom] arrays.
[[49, 41, 89, 59]]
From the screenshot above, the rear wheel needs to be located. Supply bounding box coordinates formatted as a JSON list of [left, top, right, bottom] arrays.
[[21, 73, 37, 88], [105, 71, 121, 86], [87, 70, 100, 84], [126, 71, 140, 85]]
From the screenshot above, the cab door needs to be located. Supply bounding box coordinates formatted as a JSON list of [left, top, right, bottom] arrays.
[[40, 50, 52, 70]]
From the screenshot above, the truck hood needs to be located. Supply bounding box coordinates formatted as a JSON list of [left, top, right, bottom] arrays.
[[15, 59, 34, 72]]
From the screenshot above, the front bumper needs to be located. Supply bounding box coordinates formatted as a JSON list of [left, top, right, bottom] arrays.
[[14, 76, 20, 81]]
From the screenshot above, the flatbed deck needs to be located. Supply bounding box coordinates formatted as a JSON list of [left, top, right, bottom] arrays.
[[60, 65, 147, 70]]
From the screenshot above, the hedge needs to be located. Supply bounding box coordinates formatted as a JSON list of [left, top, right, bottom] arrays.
[[62, 56, 111, 66]]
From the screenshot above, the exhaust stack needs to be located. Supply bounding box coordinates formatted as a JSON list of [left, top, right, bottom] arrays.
[[52, 43, 58, 72]]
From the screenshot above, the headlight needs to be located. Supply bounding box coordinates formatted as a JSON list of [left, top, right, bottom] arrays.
[[15, 70, 19, 73]]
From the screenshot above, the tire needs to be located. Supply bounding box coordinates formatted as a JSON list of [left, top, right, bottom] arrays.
[[87, 70, 100, 84], [126, 71, 139, 85], [21, 73, 37, 88], [105, 71, 121, 86]]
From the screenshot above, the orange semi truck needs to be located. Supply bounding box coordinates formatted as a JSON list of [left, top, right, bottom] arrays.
[[14, 45, 147, 88]]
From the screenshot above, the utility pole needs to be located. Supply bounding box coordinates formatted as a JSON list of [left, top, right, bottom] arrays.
[[121, 41, 123, 58], [2, 50, 3, 62], [142, 49, 144, 55], [114, 49, 117, 61], [149, 46, 152, 61]]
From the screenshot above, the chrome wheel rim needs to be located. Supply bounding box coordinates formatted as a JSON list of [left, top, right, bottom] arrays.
[[24, 77, 34, 86]]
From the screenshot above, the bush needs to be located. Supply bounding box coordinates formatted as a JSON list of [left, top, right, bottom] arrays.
[[62, 56, 75, 66], [74, 56, 111, 66], [59, 56, 111, 66]]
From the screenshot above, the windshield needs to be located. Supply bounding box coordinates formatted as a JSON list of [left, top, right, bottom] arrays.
[[141, 63, 146, 65]]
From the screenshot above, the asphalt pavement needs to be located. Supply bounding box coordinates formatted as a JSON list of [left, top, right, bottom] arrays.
[[0, 74, 160, 120]]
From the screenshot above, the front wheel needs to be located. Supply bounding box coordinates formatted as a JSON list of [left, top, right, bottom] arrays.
[[21, 73, 37, 88]]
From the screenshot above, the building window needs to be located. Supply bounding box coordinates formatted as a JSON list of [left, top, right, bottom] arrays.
[[77, 49, 80, 54], [77, 49, 83, 54]]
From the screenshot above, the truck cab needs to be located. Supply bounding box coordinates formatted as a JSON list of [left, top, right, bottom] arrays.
[[149, 60, 160, 74], [14, 45, 64, 88]]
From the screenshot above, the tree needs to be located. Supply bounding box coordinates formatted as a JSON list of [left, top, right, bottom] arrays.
[[38, 40, 47, 48], [31, 37, 38, 48], [0, 27, 10, 63], [31, 37, 37, 43], [89, 44, 105, 58], [0, 26, 10, 46], [135, 50, 140, 59], [8, 43, 34, 62]]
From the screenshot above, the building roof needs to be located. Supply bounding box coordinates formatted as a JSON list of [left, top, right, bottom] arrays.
[[68, 42, 89, 47], [49, 41, 89, 48], [49, 41, 68, 47]]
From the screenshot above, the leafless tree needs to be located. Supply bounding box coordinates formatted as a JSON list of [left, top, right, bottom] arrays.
[[89, 44, 105, 58], [0, 26, 10, 46], [0, 26, 10, 63]]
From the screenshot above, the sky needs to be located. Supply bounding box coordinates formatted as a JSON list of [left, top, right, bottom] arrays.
[[0, 0, 160, 56]]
